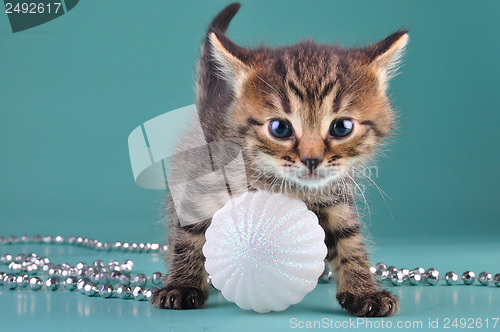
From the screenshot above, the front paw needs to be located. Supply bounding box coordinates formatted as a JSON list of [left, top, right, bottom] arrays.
[[337, 290, 399, 317], [152, 286, 207, 310]]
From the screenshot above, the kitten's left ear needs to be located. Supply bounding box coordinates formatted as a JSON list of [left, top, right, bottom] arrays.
[[209, 31, 253, 96], [364, 30, 409, 92]]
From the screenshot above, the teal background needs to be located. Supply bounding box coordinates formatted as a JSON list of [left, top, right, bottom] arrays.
[[0, 1, 499, 331]]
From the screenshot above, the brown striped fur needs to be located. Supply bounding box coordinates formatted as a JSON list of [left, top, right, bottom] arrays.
[[152, 3, 407, 317]]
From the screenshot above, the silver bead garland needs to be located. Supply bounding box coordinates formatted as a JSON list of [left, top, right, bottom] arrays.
[[367, 262, 500, 287], [0, 234, 167, 302], [1, 235, 499, 304]]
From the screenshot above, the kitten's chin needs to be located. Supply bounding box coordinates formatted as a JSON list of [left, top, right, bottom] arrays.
[[291, 172, 342, 190]]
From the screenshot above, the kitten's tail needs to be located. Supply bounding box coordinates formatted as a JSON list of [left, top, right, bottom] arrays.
[[196, 3, 241, 140]]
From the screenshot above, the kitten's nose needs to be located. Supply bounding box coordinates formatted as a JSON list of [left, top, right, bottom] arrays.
[[301, 158, 322, 173]]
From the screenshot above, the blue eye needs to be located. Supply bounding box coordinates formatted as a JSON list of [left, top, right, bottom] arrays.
[[269, 120, 293, 138], [330, 119, 353, 138]]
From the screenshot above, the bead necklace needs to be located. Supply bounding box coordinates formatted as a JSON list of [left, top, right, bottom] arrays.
[[0, 234, 169, 301], [1, 235, 499, 303]]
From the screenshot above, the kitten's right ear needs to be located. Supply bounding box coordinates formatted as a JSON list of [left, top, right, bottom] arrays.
[[209, 31, 253, 96]]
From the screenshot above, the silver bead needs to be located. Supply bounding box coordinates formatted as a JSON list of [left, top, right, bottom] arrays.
[[462, 271, 475, 285], [5, 274, 18, 289], [99, 284, 114, 298], [400, 268, 410, 278], [48, 267, 62, 277], [150, 243, 160, 252], [119, 274, 131, 285], [67, 236, 76, 244], [108, 260, 120, 271], [63, 277, 78, 291], [145, 287, 159, 301], [16, 254, 28, 262], [0, 236, 6, 244], [386, 265, 398, 274], [319, 264, 334, 283], [0, 272, 5, 285], [445, 271, 459, 285], [116, 285, 132, 299], [39, 257, 50, 267], [121, 242, 130, 251], [60, 262, 71, 270], [120, 259, 134, 272], [93, 260, 105, 270], [390, 269, 405, 286], [88, 271, 99, 283], [426, 268, 439, 285], [84, 282, 98, 296], [132, 273, 148, 287], [21, 235, 31, 243], [132, 286, 146, 301], [26, 263, 38, 275], [130, 243, 139, 251], [207, 275, 214, 288], [478, 272, 492, 286], [29, 277, 43, 291], [112, 242, 122, 250], [161, 245, 168, 253], [42, 235, 53, 243], [77, 278, 90, 293], [1, 254, 13, 264], [33, 235, 42, 243], [492, 273, 500, 287], [45, 277, 60, 291], [54, 235, 65, 244], [110, 271, 121, 283], [374, 262, 388, 280], [16, 274, 30, 288], [76, 262, 88, 270], [95, 272, 110, 284], [103, 243, 112, 251], [408, 269, 422, 285], [151, 272, 164, 286]]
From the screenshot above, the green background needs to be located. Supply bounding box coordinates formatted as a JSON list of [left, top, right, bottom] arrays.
[[0, 1, 499, 331], [1, 0, 498, 243]]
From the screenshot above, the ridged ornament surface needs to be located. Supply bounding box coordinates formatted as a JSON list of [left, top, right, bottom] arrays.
[[203, 190, 327, 313]]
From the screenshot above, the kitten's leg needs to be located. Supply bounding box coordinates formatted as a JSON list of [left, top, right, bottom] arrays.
[[152, 219, 209, 310], [318, 203, 399, 317]]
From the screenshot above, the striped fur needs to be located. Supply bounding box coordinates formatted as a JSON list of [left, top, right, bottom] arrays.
[[152, 3, 407, 316]]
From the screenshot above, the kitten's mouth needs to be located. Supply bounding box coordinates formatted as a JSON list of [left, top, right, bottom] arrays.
[[298, 173, 324, 180]]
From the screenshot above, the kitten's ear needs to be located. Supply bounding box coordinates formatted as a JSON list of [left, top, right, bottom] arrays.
[[209, 31, 253, 96], [364, 30, 409, 91]]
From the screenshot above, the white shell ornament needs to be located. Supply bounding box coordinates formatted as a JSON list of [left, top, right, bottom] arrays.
[[203, 190, 327, 313]]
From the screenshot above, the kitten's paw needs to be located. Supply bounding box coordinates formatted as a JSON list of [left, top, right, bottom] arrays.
[[337, 290, 399, 317], [152, 286, 207, 310]]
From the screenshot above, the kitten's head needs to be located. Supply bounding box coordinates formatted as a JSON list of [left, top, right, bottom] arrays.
[[210, 30, 408, 191]]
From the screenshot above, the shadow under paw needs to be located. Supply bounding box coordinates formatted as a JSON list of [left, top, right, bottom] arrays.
[[152, 286, 207, 310], [337, 290, 399, 317]]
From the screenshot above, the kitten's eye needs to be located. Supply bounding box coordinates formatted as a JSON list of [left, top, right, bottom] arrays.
[[330, 118, 353, 138], [269, 119, 293, 138]]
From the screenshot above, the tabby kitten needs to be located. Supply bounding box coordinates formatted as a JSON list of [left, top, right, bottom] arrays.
[[152, 3, 408, 317]]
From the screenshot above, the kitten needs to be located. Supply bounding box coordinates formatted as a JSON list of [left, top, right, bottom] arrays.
[[152, 3, 408, 317]]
